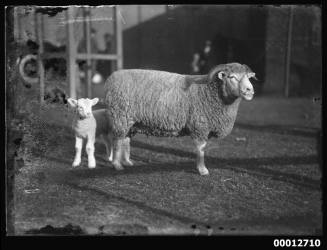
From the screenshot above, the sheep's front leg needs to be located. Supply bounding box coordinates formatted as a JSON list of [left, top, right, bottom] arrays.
[[122, 137, 133, 166], [86, 136, 96, 169], [72, 137, 83, 167], [194, 139, 209, 175], [112, 138, 124, 171]]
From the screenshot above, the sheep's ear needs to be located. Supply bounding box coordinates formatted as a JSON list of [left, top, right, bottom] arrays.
[[217, 71, 226, 80], [248, 72, 258, 80], [207, 64, 226, 83], [91, 98, 99, 106], [67, 98, 78, 108]]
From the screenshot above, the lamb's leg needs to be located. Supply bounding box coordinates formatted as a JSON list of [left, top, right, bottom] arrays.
[[112, 138, 124, 171], [122, 137, 133, 166], [72, 136, 83, 167], [194, 139, 209, 175], [86, 136, 96, 169]]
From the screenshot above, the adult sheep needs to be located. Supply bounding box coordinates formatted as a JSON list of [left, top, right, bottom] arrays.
[[104, 62, 256, 175]]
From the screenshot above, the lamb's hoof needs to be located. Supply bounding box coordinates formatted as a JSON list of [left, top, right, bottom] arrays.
[[88, 164, 96, 169], [72, 161, 81, 168], [113, 161, 124, 171], [198, 167, 209, 176], [108, 156, 113, 162], [122, 159, 134, 166]]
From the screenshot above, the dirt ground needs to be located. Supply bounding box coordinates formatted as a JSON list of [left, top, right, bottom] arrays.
[[8, 95, 322, 236]]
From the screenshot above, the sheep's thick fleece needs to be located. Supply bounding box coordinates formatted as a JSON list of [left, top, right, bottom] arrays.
[[104, 68, 243, 140]]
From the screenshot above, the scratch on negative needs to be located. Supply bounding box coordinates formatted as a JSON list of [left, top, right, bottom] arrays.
[[118, 10, 126, 25]]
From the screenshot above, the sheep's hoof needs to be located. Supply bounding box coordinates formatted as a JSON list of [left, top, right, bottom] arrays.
[[88, 164, 96, 169], [115, 166, 124, 171], [108, 156, 113, 162], [112, 161, 124, 171], [122, 159, 134, 166], [198, 167, 209, 176]]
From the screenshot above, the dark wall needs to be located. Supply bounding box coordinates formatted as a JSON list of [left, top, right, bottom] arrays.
[[123, 5, 267, 94], [264, 6, 321, 96], [289, 6, 321, 96]]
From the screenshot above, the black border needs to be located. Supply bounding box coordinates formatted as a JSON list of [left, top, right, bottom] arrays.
[[2, 1, 326, 248]]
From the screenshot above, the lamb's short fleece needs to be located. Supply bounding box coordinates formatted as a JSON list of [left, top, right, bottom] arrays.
[[67, 97, 114, 169]]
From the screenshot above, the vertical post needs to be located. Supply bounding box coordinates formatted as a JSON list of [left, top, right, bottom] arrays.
[[113, 6, 117, 71], [137, 5, 142, 24], [18, 8, 22, 41], [35, 9, 45, 104], [6, 6, 17, 118], [84, 7, 92, 98], [137, 5, 142, 67], [66, 6, 76, 99], [13, 7, 19, 41], [115, 5, 123, 70], [5, 7, 16, 235], [284, 5, 294, 97]]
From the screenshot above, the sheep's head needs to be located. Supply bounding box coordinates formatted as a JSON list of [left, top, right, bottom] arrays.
[[208, 63, 257, 102], [67, 97, 99, 119]]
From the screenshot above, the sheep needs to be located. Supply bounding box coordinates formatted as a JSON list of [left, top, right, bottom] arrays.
[[104, 62, 256, 175], [67, 97, 118, 169]]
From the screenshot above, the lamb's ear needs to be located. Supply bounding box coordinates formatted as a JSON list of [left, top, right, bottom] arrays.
[[207, 64, 227, 83], [91, 98, 99, 106], [67, 98, 78, 108]]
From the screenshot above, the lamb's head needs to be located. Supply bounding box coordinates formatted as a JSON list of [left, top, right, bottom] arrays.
[[67, 97, 99, 119], [208, 63, 257, 102]]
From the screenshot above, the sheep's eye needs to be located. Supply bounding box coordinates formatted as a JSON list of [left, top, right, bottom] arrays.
[[228, 75, 240, 82]]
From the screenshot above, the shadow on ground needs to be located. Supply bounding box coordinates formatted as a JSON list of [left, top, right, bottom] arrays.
[[33, 121, 320, 234], [60, 180, 320, 234], [44, 136, 320, 192], [234, 123, 320, 138]]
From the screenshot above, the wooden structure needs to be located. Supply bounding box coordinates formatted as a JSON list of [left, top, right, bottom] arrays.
[[284, 5, 294, 98], [34, 6, 123, 103]]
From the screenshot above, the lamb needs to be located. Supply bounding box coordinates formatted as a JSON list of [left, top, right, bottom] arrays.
[[104, 62, 256, 175], [67, 97, 123, 169]]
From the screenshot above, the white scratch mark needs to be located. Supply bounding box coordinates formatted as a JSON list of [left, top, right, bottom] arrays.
[[93, 5, 115, 8], [118, 10, 126, 25], [59, 17, 114, 25]]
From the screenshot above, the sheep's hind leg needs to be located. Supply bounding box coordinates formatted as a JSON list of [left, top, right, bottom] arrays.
[[194, 139, 209, 175], [72, 137, 83, 167], [122, 137, 133, 166], [103, 134, 113, 162], [112, 138, 124, 171]]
